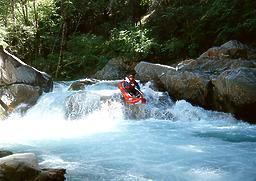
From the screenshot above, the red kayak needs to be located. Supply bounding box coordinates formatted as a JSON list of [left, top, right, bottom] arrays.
[[118, 81, 146, 105]]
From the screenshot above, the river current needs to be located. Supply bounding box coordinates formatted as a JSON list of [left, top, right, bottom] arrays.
[[0, 80, 255, 181]]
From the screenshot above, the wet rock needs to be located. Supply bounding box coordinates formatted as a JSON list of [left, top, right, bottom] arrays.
[[68, 79, 99, 91], [161, 71, 210, 106], [0, 151, 13, 158], [0, 46, 53, 118], [0, 153, 66, 181], [135, 40, 256, 123], [65, 92, 101, 119], [0, 84, 42, 108], [35, 168, 66, 181], [123, 91, 174, 120], [211, 68, 256, 121], [0, 153, 40, 180], [213, 68, 256, 106]]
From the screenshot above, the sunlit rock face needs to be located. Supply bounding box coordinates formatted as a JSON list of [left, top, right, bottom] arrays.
[[135, 40, 256, 123], [198, 40, 256, 59], [0, 46, 53, 117]]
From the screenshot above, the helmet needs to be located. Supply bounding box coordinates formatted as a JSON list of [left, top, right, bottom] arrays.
[[128, 74, 134, 81]]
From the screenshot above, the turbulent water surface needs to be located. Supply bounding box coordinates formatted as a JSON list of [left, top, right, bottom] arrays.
[[0, 80, 256, 181]]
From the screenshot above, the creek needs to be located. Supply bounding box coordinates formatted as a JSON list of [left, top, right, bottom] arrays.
[[0, 80, 255, 181]]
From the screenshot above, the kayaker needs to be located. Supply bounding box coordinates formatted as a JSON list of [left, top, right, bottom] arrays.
[[123, 74, 140, 96]]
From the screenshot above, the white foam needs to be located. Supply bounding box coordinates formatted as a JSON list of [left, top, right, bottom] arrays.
[[0, 89, 123, 143], [177, 144, 204, 153], [188, 167, 224, 180], [39, 154, 79, 170]]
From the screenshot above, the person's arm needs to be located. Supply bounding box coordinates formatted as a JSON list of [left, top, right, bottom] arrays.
[[135, 81, 140, 90]]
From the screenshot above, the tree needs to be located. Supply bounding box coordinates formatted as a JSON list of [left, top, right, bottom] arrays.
[[55, 0, 70, 78]]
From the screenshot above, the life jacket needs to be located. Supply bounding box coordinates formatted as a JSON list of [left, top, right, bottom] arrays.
[[124, 77, 139, 90]]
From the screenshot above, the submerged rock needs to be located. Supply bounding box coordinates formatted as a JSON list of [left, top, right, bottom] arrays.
[[122, 90, 174, 120], [65, 80, 174, 121], [65, 92, 102, 119], [135, 40, 256, 123], [68, 79, 99, 91], [35, 168, 66, 181]]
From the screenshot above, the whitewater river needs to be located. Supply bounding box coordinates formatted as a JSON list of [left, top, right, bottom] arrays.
[[0, 80, 256, 181]]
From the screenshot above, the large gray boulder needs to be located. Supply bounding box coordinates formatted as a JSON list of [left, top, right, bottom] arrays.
[[0, 153, 66, 181], [135, 40, 256, 123], [93, 57, 138, 80], [0, 47, 52, 92], [0, 47, 53, 117], [199, 40, 250, 59]]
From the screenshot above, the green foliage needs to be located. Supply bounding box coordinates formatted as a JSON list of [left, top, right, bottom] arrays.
[[33, 53, 59, 73], [107, 25, 155, 59], [161, 38, 185, 60], [6, 25, 35, 61], [0, 0, 9, 24], [0, 26, 8, 47], [140, 0, 153, 6], [67, 34, 104, 56], [1, 0, 256, 80], [62, 34, 108, 79], [147, 0, 256, 62]]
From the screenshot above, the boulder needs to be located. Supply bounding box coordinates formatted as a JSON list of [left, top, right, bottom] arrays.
[[65, 92, 103, 119], [199, 40, 255, 59], [0, 151, 13, 158], [211, 68, 256, 120], [0, 153, 40, 180], [0, 84, 42, 108], [135, 61, 177, 90], [68, 79, 99, 91], [135, 40, 256, 123], [212, 68, 256, 106], [161, 71, 210, 106], [0, 153, 66, 181], [0, 47, 52, 92], [0, 47, 53, 117], [94, 57, 137, 80], [34, 168, 66, 181]]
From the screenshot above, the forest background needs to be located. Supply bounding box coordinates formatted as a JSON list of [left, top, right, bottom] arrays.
[[0, 0, 255, 80]]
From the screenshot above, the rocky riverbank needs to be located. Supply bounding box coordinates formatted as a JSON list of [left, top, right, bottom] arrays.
[[94, 40, 256, 123], [135, 40, 256, 123]]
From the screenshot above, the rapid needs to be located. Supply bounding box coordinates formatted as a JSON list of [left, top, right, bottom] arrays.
[[0, 80, 256, 181]]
